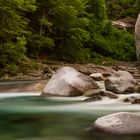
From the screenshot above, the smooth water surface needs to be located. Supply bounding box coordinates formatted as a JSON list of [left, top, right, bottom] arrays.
[[0, 81, 140, 140]]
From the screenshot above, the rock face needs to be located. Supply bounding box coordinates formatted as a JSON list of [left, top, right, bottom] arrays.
[[87, 112, 140, 135], [41, 67, 99, 96], [135, 14, 140, 64], [105, 71, 138, 94], [90, 73, 104, 81]]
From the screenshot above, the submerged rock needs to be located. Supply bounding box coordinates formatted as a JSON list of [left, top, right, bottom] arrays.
[[87, 112, 140, 135], [105, 71, 138, 94], [84, 95, 102, 102], [41, 67, 99, 96]]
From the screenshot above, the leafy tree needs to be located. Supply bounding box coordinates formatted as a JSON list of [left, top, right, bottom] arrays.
[[136, 0, 140, 12], [32, 0, 91, 62], [87, 0, 135, 61], [0, 0, 136, 76], [31, 0, 135, 62], [0, 0, 36, 70], [88, 0, 107, 20], [106, 0, 137, 19]]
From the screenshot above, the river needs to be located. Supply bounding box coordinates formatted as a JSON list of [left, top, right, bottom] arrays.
[[0, 81, 140, 140]]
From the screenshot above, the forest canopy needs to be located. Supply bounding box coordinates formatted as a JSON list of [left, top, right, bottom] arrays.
[[0, 0, 139, 74]]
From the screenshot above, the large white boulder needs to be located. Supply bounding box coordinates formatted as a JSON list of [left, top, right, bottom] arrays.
[[87, 112, 140, 135], [105, 71, 138, 94], [135, 14, 140, 64], [41, 67, 99, 96]]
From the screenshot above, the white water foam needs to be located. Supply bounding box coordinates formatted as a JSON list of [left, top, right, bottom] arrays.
[[0, 92, 139, 116]]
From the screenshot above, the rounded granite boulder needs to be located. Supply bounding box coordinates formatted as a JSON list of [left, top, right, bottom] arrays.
[[105, 71, 138, 94], [87, 112, 140, 135], [41, 66, 99, 96]]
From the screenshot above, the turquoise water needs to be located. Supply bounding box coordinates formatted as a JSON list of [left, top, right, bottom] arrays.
[[0, 81, 140, 140], [0, 95, 96, 140], [0, 94, 140, 140]]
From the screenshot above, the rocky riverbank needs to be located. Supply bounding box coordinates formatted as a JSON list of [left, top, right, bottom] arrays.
[[1, 61, 140, 97], [41, 64, 140, 104], [0, 61, 140, 137], [1, 61, 140, 81]]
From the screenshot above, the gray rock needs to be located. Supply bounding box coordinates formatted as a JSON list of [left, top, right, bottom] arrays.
[[135, 14, 140, 64], [105, 71, 138, 94], [84, 89, 118, 99], [41, 67, 99, 96], [96, 81, 105, 90], [87, 112, 140, 135], [90, 73, 104, 81]]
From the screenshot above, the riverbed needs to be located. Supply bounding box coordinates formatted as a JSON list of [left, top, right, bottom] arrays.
[[0, 81, 140, 140]]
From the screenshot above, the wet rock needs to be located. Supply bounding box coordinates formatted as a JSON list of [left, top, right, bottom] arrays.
[[105, 71, 138, 94], [132, 97, 140, 104], [119, 94, 140, 103], [41, 67, 99, 97], [84, 89, 118, 99], [84, 89, 105, 97], [84, 95, 102, 102], [87, 112, 140, 135], [90, 73, 104, 81], [123, 97, 134, 103], [104, 91, 118, 99]]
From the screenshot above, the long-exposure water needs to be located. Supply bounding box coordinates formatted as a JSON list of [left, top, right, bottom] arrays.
[[0, 81, 140, 140]]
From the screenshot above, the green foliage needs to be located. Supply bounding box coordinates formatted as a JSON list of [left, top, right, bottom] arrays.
[[136, 0, 140, 12], [28, 0, 136, 62], [27, 34, 54, 57], [0, 37, 26, 67], [0, 0, 137, 76], [88, 0, 107, 20], [32, 0, 91, 62], [106, 0, 137, 19], [92, 27, 135, 61], [0, 0, 36, 73], [87, 1, 135, 61], [0, 0, 36, 41]]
